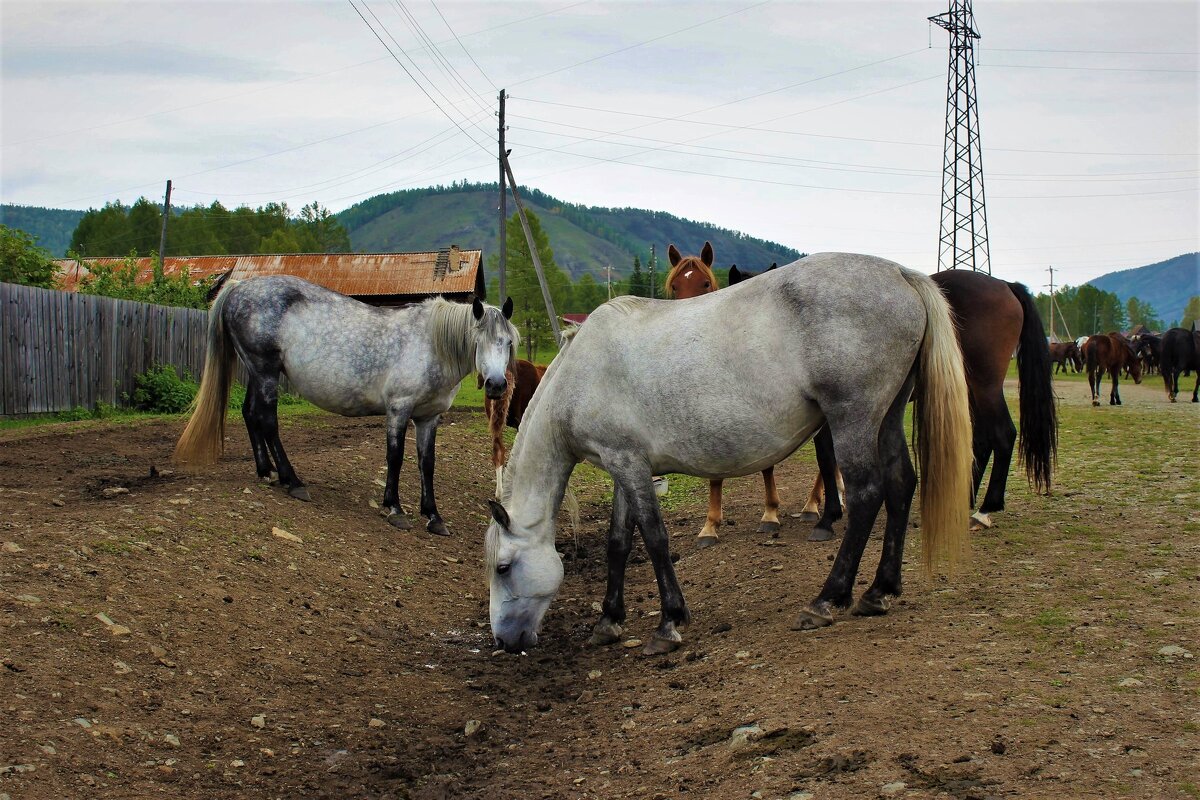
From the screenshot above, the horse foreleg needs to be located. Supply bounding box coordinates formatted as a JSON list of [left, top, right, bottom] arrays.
[[382, 405, 412, 529], [757, 467, 781, 533], [415, 416, 447, 536], [697, 479, 723, 546], [1192, 370, 1199, 403], [590, 487, 636, 647]]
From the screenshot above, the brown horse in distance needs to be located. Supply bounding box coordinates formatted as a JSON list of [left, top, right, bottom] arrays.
[[1049, 341, 1082, 373], [485, 359, 548, 497], [1083, 333, 1142, 406]]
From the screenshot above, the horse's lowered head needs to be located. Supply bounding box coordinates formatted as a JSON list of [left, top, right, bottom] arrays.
[[485, 498, 563, 653], [470, 297, 517, 399]]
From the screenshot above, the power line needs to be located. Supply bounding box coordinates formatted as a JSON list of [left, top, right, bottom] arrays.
[[507, 0, 773, 88], [986, 63, 1199, 74], [347, 0, 493, 155], [510, 114, 1199, 183], [511, 96, 1200, 157], [430, 0, 498, 91]]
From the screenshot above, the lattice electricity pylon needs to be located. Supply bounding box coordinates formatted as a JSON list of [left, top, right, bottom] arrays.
[[929, 0, 991, 273]]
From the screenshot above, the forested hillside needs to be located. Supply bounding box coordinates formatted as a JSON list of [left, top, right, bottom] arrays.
[[1087, 253, 1198, 327], [337, 182, 801, 279], [0, 205, 85, 256]]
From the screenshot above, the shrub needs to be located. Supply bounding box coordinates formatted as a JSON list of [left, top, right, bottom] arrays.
[[131, 365, 197, 413]]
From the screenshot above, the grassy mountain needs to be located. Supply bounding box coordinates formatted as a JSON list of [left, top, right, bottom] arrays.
[[1087, 253, 1199, 326], [1, 205, 85, 256], [337, 182, 801, 279]]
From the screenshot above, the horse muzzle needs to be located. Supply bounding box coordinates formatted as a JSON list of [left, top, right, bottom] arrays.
[[494, 629, 538, 654], [483, 376, 508, 399]]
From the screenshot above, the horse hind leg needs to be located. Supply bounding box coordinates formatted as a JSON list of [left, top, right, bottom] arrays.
[[253, 374, 308, 501], [381, 403, 413, 529], [697, 479, 723, 547], [853, 379, 917, 617], [794, 412, 887, 630], [590, 487, 636, 646], [242, 377, 275, 480], [974, 399, 1016, 529], [757, 467, 781, 533], [415, 416, 448, 536]]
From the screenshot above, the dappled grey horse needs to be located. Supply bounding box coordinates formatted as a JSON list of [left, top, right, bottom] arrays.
[[486, 253, 974, 655], [174, 275, 516, 535]]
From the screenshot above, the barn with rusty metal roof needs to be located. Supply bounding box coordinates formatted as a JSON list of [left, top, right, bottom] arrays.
[[54, 246, 485, 306]]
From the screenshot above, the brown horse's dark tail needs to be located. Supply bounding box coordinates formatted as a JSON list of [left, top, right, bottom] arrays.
[[1008, 281, 1057, 494]]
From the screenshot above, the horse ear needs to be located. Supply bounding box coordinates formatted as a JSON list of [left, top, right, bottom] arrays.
[[487, 499, 511, 529], [472, 297, 484, 321], [700, 241, 714, 267], [667, 244, 682, 267], [728, 265, 742, 285], [769, 262, 777, 270], [502, 297, 514, 319]]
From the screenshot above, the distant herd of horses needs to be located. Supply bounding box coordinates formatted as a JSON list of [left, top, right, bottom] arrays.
[[172, 246, 1195, 655], [1049, 326, 1200, 405]]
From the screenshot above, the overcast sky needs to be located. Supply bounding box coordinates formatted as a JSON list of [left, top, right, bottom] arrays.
[[2, 0, 1197, 289]]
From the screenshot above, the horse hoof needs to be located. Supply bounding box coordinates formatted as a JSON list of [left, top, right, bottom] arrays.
[[798, 511, 820, 523], [1092, 400, 1100, 407], [807, 527, 835, 542], [589, 619, 622, 646], [791, 604, 834, 631], [969, 511, 993, 531], [757, 521, 781, 534], [851, 594, 890, 617], [387, 513, 412, 530], [696, 535, 720, 549], [426, 518, 449, 537], [288, 485, 311, 502], [642, 631, 682, 656]]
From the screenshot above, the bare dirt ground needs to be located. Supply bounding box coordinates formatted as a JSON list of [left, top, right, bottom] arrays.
[[2, 377, 1197, 800]]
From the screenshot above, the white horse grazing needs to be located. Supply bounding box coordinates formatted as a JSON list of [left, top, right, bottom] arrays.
[[485, 253, 973, 655], [175, 275, 517, 535]]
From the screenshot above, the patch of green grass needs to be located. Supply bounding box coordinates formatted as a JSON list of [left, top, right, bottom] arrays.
[[91, 539, 133, 555], [1034, 608, 1072, 629]]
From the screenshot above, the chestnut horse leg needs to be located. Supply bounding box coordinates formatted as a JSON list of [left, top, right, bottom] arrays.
[[800, 474, 823, 521], [757, 467, 781, 533], [697, 479, 723, 547]]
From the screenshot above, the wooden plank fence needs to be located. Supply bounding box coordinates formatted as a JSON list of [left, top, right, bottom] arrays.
[[1, 282, 209, 417]]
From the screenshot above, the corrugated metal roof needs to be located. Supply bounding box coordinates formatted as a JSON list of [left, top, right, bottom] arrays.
[[54, 248, 482, 297]]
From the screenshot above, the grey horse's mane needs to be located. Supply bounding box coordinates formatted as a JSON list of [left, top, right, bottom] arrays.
[[426, 297, 519, 376]]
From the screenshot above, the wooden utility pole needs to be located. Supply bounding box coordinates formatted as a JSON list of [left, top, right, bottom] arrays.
[[606, 264, 612, 300], [1047, 265, 1056, 342], [157, 179, 172, 274], [648, 244, 656, 299], [497, 90, 507, 302], [501, 153, 561, 345]]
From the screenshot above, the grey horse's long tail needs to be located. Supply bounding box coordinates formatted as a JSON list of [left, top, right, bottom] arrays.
[[901, 268, 973, 575], [174, 280, 239, 466]]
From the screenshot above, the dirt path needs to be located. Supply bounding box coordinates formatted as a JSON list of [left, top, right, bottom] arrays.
[[1, 377, 1197, 799]]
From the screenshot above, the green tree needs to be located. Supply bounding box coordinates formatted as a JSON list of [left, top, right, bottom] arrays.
[[127, 198, 162, 256], [297, 202, 351, 252], [493, 210, 571, 360], [1181, 295, 1200, 330], [571, 272, 607, 313], [1, 225, 57, 287], [628, 255, 647, 297], [1124, 296, 1162, 331]]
